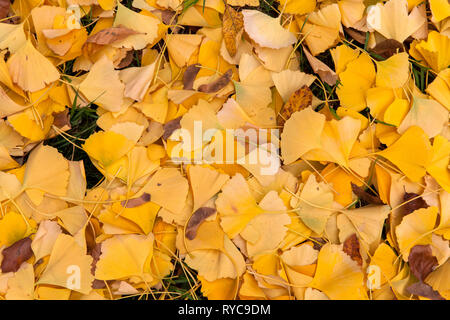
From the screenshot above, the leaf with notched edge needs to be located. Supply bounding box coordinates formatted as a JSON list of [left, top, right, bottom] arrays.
[[223, 5, 244, 57], [186, 207, 216, 240], [408, 245, 438, 281], [121, 193, 151, 208], [90, 243, 106, 289], [343, 234, 362, 266], [183, 64, 201, 90], [87, 25, 140, 45], [1, 238, 33, 273], [198, 69, 233, 93], [278, 86, 313, 126], [351, 183, 384, 205], [407, 281, 444, 300], [303, 46, 337, 86], [162, 117, 182, 140], [402, 192, 428, 217]]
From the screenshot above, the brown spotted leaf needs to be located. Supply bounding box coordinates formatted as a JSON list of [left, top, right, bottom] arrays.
[[343, 234, 362, 266], [198, 69, 233, 93], [222, 5, 244, 57], [278, 86, 313, 126], [183, 64, 201, 90], [186, 207, 216, 240], [407, 281, 444, 300], [408, 245, 438, 281], [163, 116, 182, 140], [121, 193, 151, 208], [402, 192, 428, 217], [351, 183, 384, 205], [1, 237, 33, 273], [87, 25, 140, 45]]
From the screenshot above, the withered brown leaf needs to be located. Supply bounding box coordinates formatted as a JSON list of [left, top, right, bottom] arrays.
[[402, 192, 428, 217], [408, 245, 438, 281], [185, 207, 217, 240], [278, 86, 313, 126], [222, 5, 244, 57], [1, 237, 33, 273], [87, 25, 140, 45], [121, 193, 151, 208], [183, 64, 201, 90], [370, 39, 404, 59], [198, 69, 233, 93], [0, 0, 10, 20], [351, 183, 384, 205], [162, 117, 182, 140], [407, 281, 444, 300], [343, 234, 363, 266]]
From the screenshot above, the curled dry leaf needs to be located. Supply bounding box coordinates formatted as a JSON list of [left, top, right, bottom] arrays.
[[162, 116, 182, 140], [223, 5, 244, 58], [185, 207, 217, 240], [87, 25, 140, 45], [183, 64, 201, 90], [198, 69, 233, 93], [408, 245, 438, 281], [303, 46, 338, 86], [351, 183, 384, 205], [121, 193, 151, 208], [1, 237, 33, 273]]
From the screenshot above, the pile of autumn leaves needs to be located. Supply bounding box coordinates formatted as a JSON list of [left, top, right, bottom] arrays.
[[0, 0, 449, 300]]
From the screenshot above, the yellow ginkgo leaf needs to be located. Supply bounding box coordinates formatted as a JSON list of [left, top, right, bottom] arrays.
[[141, 168, 189, 214], [426, 135, 450, 193], [309, 243, 367, 300], [429, 0, 450, 22], [79, 56, 124, 112], [112, 3, 162, 50], [292, 174, 336, 235], [366, 0, 424, 43], [119, 62, 157, 102], [396, 206, 438, 261], [184, 219, 246, 281], [188, 165, 229, 212], [95, 234, 154, 280], [216, 173, 264, 238], [7, 40, 59, 92], [330, 44, 360, 75], [242, 10, 297, 49], [375, 52, 410, 89], [272, 70, 316, 103], [398, 97, 448, 138], [0, 22, 27, 54], [5, 263, 35, 300], [31, 220, 62, 261], [425, 260, 450, 299], [166, 34, 203, 67], [23, 145, 69, 205], [83, 130, 134, 168], [278, 0, 315, 15], [198, 276, 238, 300], [0, 211, 35, 247], [409, 31, 450, 73], [378, 126, 432, 182], [38, 234, 94, 294], [336, 52, 376, 111], [281, 107, 326, 164], [370, 243, 399, 286], [136, 86, 169, 123], [383, 98, 410, 127], [296, 4, 341, 56], [426, 68, 450, 110]]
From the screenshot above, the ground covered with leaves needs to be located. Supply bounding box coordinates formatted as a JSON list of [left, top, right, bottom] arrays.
[[0, 0, 449, 300]]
